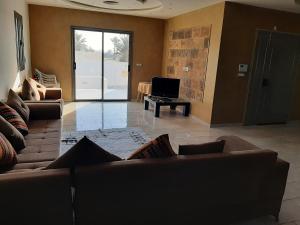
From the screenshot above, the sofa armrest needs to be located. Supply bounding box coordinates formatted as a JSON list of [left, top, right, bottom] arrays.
[[0, 169, 73, 225], [27, 102, 62, 120], [45, 88, 62, 100], [259, 158, 290, 218], [217, 135, 261, 152]]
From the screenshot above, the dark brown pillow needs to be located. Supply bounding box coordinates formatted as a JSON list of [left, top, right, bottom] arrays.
[[22, 78, 40, 101], [46, 136, 121, 169], [7, 89, 30, 122], [0, 132, 17, 170], [178, 140, 225, 155], [0, 115, 25, 152], [127, 134, 176, 160], [0, 102, 28, 136]]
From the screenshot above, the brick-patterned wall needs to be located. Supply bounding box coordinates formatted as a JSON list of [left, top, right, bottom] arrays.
[[166, 25, 211, 102]]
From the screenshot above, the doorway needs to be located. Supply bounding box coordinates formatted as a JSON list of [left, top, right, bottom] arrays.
[[245, 30, 300, 125], [72, 28, 131, 101]]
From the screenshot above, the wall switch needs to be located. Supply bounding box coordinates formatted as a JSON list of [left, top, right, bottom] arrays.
[[238, 73, 246, 77], [239, 64, 248, 73], [183, 67, 190, 72], [136, 63, 143, 67]]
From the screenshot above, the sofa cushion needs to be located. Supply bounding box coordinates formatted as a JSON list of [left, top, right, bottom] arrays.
[[22, 78, 40, 101], [46, 136, 121, 169], [17, 151, 58, 163], [12, 161, 52, 170], [178, 140, 225, 155], [12, 119, 62, 163], [0, 115, 25, 152], [0, 133, 17, 170], [0, 102, 28, 136], [128, 134, 176, 160], [6, 89, 30, 122]]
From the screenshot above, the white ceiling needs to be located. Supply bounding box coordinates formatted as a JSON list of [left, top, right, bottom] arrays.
[[26, 0, 300, 19]]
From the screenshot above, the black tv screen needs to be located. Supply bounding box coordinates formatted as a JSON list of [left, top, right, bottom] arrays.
[[151, 77, 180, 98]]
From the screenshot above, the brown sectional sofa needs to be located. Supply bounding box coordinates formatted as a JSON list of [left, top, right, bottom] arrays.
[[0, 100, 290, 225], [6, 103, 62, 173]]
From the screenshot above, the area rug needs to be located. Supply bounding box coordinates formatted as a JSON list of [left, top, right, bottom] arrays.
[[61, 128, 150, 159]]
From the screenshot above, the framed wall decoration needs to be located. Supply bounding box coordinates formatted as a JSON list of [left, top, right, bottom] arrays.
[[14, 11, 26, 71]]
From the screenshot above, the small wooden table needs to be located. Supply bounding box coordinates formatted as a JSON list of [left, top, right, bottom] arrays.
[[137, 82, 152, 102], [144, 96, 191, 118]]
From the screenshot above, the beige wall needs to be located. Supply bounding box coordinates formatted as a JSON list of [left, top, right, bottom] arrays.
[[0, 0, 31, 101], [162, 3, 225, 123], [29, 5, 165, 101], [212, 2, 300, 124]]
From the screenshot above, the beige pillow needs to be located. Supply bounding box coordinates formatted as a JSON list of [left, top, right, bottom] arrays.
[[127, 134, 176, 160], [22, 78, 47, 101], [22, 78, 40, 101]]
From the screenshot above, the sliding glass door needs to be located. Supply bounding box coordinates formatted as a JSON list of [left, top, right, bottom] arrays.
[[73, 28, 131, 101]]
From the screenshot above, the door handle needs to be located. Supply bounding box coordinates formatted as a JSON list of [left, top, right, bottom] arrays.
[[262, 78, 269, 87], [73, 62, 77, 70], [128, 65, 131, 72]]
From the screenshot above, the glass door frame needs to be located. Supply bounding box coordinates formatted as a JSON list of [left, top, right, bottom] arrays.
[[71, 26, 133, 102]]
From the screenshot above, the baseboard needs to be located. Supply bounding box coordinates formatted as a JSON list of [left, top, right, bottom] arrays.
[[210, 123, 243, 128]]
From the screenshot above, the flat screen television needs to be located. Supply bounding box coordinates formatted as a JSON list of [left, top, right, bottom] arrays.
[[151, 77, 180, 98]]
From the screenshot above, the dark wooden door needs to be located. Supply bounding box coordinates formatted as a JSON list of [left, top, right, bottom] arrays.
[[245, 31, 300, 125]]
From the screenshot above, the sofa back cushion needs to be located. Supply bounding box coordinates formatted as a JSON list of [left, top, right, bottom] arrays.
[[7, 89, 30, 123], [179, 140, 225, 155], [0, 115, 25, 152], [0, 102, 28, 136], [74, 149, 277, 225], [0, 132, 17, 170]]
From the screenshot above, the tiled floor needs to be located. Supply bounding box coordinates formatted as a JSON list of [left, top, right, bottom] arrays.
[[63, 101, 300, 225]]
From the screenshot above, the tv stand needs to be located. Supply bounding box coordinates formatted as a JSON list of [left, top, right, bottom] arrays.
[[144, 96, 191, 118], [149, 96, 173, 102]]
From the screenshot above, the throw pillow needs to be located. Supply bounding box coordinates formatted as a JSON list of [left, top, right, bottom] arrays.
[[29, 78, 47, 100], [0, 102, 29, 136], [127, 134, 176, 160], [0, 132, 17, 169], [178, 140, 225, 155], [6, 89, 30, 122], [46, 136, 122, 169], [22, 78, 40, 101], [0, 115, 25, 152]]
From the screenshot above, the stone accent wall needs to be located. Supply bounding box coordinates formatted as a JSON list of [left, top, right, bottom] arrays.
[[166, 25, 211, 102]]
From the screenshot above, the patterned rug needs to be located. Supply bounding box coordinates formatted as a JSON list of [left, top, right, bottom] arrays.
[[61, 128, 150, 159]]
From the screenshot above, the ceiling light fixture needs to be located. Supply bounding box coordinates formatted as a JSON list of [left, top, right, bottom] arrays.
[[67, 0, 162, 11], [103, 1, 119, 5]]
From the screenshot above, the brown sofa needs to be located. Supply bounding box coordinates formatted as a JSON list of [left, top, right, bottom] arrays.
[[18, 77, 64, 117], [74, 147, 289, 225], [0, 107, 289, 225]]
